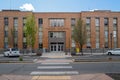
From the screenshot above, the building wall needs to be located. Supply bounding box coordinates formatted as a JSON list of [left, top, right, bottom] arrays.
[[0, 10, 120, 50], [81, 11, 120, 48]]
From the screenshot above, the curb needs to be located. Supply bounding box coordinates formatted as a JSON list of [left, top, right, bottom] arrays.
[[0, 61, 33, 63], [73, 59, 120, 62]]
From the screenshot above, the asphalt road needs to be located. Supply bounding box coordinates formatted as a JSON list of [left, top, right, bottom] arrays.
[[0, 61, 120, 75]]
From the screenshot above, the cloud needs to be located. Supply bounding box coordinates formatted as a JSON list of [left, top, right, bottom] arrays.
[[20, 3, 35, 11], [89, 9, 98, 11]]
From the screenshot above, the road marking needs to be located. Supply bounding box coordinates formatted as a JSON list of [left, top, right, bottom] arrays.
[[41, 62, 70, 65], [37, 66, 72, 69], [32, 76, 71, 80], [30, 71, 79, 75], [32, 76, 39, 80]]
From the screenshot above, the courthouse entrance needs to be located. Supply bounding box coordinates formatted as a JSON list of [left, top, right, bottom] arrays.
[[50, 42, 64, 52]]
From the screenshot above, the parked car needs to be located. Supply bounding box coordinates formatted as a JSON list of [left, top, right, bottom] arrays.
[[4, 48, 20, 57], [106, 48, 120, 55]]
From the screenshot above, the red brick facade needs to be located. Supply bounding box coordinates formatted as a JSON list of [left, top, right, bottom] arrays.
[[0, 10, 120, 51]]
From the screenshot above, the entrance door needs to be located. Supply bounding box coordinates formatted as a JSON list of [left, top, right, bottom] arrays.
[[50, 43, 64, 52]]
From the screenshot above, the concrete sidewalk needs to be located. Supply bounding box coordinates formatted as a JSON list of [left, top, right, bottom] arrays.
[[41, 52, 72, 58], [0, 73, 113, 80]]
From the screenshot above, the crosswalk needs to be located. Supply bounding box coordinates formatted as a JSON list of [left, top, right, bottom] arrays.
[[30, 58, 79, 80]]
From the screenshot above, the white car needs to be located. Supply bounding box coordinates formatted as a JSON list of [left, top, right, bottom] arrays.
[[106, 48, 120, 55], [4, 48, 20, 57]]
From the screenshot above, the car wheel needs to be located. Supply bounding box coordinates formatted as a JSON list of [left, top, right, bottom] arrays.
[[108, 52, 112, 55], [8, 54, 10, 57]]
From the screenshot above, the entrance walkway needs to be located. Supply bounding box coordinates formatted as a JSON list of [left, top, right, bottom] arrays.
[[41, 52, 71, 58]]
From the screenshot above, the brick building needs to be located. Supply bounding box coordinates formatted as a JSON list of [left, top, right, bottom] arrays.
[[0, 10, 120, 52]]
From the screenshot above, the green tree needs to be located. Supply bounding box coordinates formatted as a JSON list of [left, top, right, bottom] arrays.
[[72, 19, 86, 55], [24, 14, 37, 53]]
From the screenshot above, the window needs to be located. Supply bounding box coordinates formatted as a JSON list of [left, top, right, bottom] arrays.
[[96, 43, 99, 48], [38, 18, 43, 27], [95, 18, 100, 26], [86, 17, 91, 25], [104, 18, 108, 26], [14, 17, 18, 27], [4, 42, 8, 49], [113, 31, 116, 38], [23, 17, 26, 26], [105, 31, 108, 38], [4, 31, 8, 37], [14, 31, 18, 37], [23, 42, 27, 49], [4, 17, 9, 26], [71, 18, 76, 26], [113, 18, 117, 26], [49, 32, 64, 38], [39, 32, 43, 36], [39, 43, 43, 49], [50, 19, 64, 27], [23, 38, 26, 42]]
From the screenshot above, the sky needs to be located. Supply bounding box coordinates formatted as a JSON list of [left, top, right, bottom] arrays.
[[0, 0, 120, 12]]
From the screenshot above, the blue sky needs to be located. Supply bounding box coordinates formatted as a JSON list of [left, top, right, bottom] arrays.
[[0, 0, 120, 12]]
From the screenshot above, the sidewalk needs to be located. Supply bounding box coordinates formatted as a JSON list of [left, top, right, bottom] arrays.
[[0, 73, 113, 80], [41, 52, 72, 58]]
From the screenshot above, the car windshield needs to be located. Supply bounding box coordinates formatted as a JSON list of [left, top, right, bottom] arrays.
[[113, 48, 120, 51], [12, 48, 18, 51]]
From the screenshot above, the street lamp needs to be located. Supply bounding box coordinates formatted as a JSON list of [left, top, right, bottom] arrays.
[[110, 33, 113, 50]]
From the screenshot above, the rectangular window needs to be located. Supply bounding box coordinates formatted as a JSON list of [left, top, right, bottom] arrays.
[[23, 17, 26, 26], [23, 42, 27, 49], [50, 18, 64, 27], [38, 18, 43, 27], [86, 17, 91, 25], [49, 32, 64, 38], [4, 17, 9, 26], [39, 43, 43, 49], [4, 31, 8, 37], [71, 18, 76, 26], [96, 43, 99, 48], [95, 18, 100, 26], [14, 31, 18, 37], [104, 18, 109, 26], [113, 18, 117, 26], [105, 31, 108, 38], [14, 17, 18, 27]]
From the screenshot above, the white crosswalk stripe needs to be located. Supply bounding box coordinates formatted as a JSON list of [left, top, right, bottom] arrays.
[[31, 71, 79, 75], [41, 62, 69, 65], [37, 66, 72, 69], [31, 58, 79, 76]]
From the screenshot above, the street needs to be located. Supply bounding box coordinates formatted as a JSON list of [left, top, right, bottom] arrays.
[[0, 61, 120, 75], [0, 53, 120, 80]]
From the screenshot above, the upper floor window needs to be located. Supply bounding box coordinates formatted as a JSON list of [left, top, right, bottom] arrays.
[[23, 17, 26, 26], [13, 17, 18, 27], [86, 17, 91, 25], [71, 18, 76, 26], [95, 18, 100, 26], [104, 18, 108, 26], [50, 18, 64, 27], [113, 18, 117, 26], [38, 18, 43, 27], [4, 17, 9, 26], [49, 32, 64, 38]]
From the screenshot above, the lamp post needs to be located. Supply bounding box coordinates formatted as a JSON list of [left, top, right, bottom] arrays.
[[110, 33, 113, 50]]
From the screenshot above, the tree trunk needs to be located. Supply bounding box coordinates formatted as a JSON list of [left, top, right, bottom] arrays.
[[80, 45, 83, 55]]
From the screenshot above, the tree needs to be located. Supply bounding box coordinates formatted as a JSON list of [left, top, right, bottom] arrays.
[[24, 14, 37, 53], [72, 19, 86, 55]]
